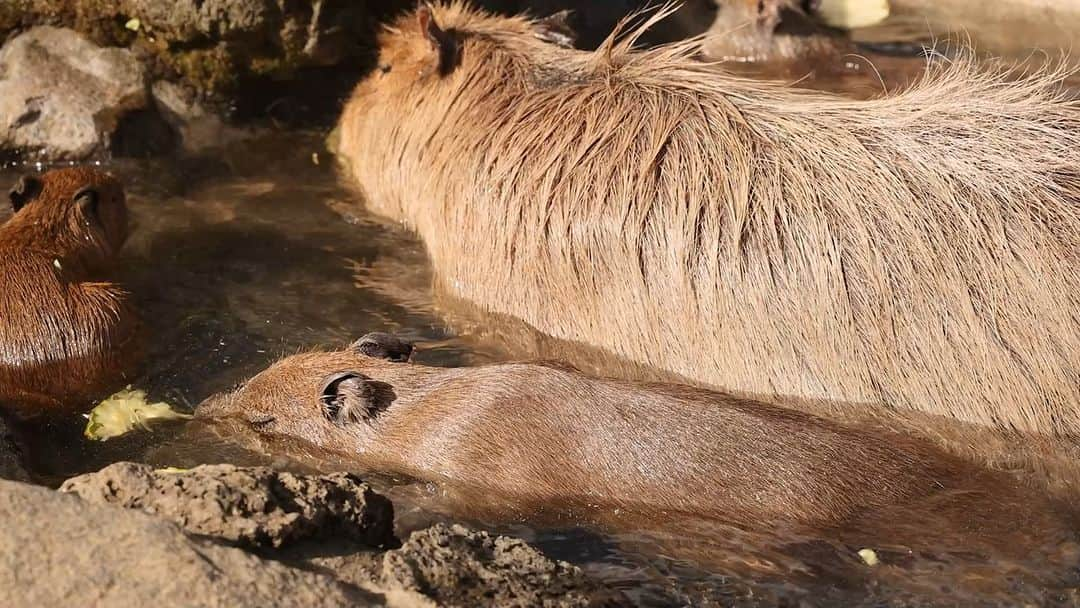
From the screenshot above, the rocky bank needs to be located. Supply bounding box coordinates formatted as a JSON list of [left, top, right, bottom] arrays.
[[0, 462, 622, 607]]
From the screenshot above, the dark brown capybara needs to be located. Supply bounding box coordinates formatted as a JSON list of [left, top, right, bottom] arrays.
[[336, 4, 1080, 454], [199, 334, 1076, 565], [0, 167, 137, 417]]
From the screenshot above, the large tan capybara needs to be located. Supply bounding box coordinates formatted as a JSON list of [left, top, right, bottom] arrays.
[[199, 334, 1077, 563], [0, 168, 137, 417], [337, 4, 1080, 445]]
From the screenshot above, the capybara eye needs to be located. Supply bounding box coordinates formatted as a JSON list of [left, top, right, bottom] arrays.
[[8, 175, 43, 213], [379, 63, 392, 74], [352, 332, 415, 362]]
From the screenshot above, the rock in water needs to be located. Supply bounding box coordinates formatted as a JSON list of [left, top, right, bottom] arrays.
[[379, 524, 617, 608], [60, 462, 396, 549], [0, 27, 147, 160]]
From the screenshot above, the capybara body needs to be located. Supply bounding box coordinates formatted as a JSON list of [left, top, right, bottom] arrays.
[[337, 4, 1080, 441], [0, 167, 136, 416], [201, 338, 1075, 559]]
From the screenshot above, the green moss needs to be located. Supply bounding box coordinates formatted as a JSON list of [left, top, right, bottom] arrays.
[[167, 45, 239, 95]]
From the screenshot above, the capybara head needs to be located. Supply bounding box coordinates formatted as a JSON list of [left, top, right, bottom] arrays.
[[358, 3, 574, 93], [199, 333, 411, 452], [0, 166, 135, 416], [5, 167, 128, 263]]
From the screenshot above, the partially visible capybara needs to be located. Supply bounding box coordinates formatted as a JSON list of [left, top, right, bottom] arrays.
[[0, 167, 137, 417], [700, 0, 848, 64], [199, 335, 1076, 563], [337, 4, 1080, 448]]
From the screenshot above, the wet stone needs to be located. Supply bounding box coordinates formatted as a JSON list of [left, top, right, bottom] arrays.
[[60, 461, 396, 549], [378, 523, 624, 608], [0, 26, 148, 160]]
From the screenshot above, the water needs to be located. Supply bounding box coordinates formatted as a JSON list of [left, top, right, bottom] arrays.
[[3, 51, 1080, 606]]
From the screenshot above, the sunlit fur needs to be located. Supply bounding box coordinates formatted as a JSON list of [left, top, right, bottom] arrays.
[[338, 4, 1080, 444], [0, 167, 137, 416]]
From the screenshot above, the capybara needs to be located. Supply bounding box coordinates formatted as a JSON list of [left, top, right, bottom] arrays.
[[337, 4, 1080, 444], [0, 167, 137, 417], [700, 0, 847, 64], [200, 335, 1076, 562]]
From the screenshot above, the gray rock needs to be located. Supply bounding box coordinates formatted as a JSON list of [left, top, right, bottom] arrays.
[[0, 479, 384, 607], [0, 26, 148, 160], [60, 462, 396, 549]]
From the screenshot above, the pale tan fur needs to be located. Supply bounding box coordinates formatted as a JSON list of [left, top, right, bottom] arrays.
[[338, 4, 1080, 443]]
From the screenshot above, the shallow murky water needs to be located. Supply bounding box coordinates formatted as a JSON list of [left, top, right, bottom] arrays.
[[3, 49, 1080, 606]]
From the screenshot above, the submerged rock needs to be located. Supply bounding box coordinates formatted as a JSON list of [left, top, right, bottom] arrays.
[[0, 26, 148, 160], [60, 462, 396, 549], [0, 479, 381, 607], [301, 523, 624, 608]]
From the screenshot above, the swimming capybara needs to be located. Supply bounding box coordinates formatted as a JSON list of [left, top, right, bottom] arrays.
[[337, 4, 1080, 445], [199, 334, 1076, 561], [0, 167, 137, 417]]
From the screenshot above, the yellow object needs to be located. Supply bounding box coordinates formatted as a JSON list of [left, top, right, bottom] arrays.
[[857, 548, 880, 566], [815, 0, 890, 29], [84, 387, 191, 441], [124, 18, 141, 32]]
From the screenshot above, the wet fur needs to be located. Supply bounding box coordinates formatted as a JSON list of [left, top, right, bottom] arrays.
[[338, 4, 1080, 441], [0, 167, 137, 416], [202, 347, 1076, 559]]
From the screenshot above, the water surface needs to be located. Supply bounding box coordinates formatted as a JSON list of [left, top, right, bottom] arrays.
[[2, 50, 1078, 607]]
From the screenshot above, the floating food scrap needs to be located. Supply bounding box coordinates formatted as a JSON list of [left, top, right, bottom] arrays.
[[815, 0, 890, 29], [84, 387, 191, 441], [857, 548, 880, 566]]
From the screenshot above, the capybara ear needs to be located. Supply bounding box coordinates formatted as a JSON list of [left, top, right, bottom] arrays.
[[534, 10, 576, 48], [352, 333, 415, 363], [416, 4, 458, 76], [319, 371, 376, 426], [72, 186, 101, 228], [8, 175, 43, 213]]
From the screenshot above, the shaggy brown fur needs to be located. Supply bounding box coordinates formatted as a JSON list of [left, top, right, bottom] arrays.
[[0, 167, 137, 417], [199, 338, 1076, 560], [337, 3, 1080, 442]]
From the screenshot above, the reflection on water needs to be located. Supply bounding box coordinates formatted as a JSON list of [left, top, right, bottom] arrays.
[[2, 50, 1080, 606]]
